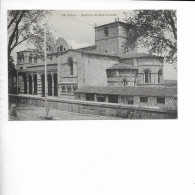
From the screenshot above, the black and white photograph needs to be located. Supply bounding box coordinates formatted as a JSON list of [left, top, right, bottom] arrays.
[[2, 1, 195, 195], [8, 10, 177, 120]]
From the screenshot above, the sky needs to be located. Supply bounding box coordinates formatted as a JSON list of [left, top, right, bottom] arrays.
[[12, 10, 177, 80]]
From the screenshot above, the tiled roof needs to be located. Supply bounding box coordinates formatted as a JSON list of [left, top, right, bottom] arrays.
[[17, 49, 37, 53], [75, 86, 177, 97], [76, 45, 97, 50], [121, 53, 155, 59], [107, 63, 137, 70], [82, 51, 120, 58], [18, 64, 57, 72], [80, 51, 162, 59]]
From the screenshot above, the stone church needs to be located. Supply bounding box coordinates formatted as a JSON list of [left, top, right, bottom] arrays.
[[17, 20, 164, 100]]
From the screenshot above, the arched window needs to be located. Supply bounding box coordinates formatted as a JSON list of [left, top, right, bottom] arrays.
[[47, 45, 53, 52], [49, 55, 52, 61], [73, 85, 78, 91], [34, 56, 37, 64], [17, 53, 22, 63], [104, 27, 109, 37], [60, 45, 63, 52], [158, 69, 163, 83], [122, 78, 128, 87], [57, 47, 59, 52], [68, 57, 73, 75], [29, 54, 33, 64], [20, 53, 24, 63], [67, 86, 71, 93], [144, 69, 151, 84]]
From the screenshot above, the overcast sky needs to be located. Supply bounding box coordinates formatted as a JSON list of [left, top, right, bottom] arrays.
[[13, 10, 177, 80]]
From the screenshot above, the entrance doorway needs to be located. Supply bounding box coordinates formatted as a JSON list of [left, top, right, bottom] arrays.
[[41, 74, 45, 96], [28, 75, 32, 94], [23, 74, 27, 94]]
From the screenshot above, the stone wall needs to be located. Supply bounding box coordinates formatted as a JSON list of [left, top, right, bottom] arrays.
[[82, 54, 118, 87], [95, 22, 130, 55], [58, 51, 119, 95], [75, 93, 177, 109], [95, 23, 119, 41], [9, 95, 177, 119], [107, 69, 137, 87]]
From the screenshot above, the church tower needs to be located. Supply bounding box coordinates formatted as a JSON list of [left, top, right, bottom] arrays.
[[94, 21, 137, 56]]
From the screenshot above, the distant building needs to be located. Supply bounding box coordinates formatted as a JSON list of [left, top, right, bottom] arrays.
[[16, 21, 166, 103]]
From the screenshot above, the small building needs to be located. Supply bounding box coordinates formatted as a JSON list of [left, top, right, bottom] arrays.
[[75, 86, 177, 109]]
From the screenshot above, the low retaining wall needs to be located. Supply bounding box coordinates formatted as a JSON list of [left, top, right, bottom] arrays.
[[9, 94, 177, 119]]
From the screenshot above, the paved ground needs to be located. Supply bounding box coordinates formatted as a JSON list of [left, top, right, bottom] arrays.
[[9, 104, 123, 121]]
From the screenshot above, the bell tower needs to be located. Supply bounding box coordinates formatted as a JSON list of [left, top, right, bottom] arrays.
[[94, 21, 136, 56]]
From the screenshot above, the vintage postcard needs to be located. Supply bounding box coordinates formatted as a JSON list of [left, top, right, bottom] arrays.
[[8, 10, 177, 120], [3, 2, 195, 195]]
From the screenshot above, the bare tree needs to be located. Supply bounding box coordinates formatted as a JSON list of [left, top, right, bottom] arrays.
[[7, 10, 54, 60], [7, 10, 55, 94]]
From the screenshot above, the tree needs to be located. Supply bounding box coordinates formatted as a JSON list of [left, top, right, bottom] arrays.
[[8, 56, 17, 94], [124, 10, 177, 69], [7, 10, 55, 94], [7, 10, 54, 61]]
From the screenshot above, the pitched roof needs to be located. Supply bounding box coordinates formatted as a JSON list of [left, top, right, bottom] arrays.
[[17, 49, 37, 53], [82, 51, 120, 58], [76, 45, 97, 51], [55, 37, 68, 46], [18, 64, 57, 72], [80, 51, 162, 59], [75, 86, 177, 97], [121, 53, 155, 59], [107, 63, 138, 70]]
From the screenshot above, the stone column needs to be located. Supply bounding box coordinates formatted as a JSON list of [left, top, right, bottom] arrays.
[[162, 59, 165, 86], [117, 70, 120, 86], [133, 58, 137, 68], [94, 94, 97, 102], [26, 74, 29, 94], [153, 58, 156, 86], [57, 55, 61, 97], [51, 73, 55, 96], [105, 95, 109, 103], [118, 96, 122, 104], [31, 74, 34, 95], [143, 73, 145, 84], [37, 73, 42, 96], [19, 75, 24, 94]]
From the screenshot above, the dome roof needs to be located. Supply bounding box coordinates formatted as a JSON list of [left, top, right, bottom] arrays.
[[55, 37, 68, 46]]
